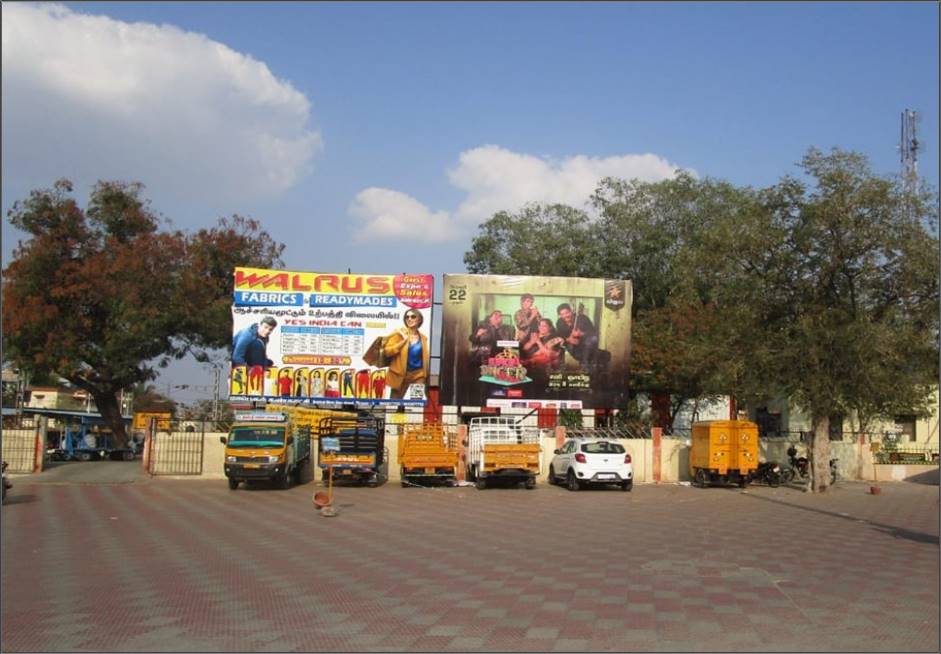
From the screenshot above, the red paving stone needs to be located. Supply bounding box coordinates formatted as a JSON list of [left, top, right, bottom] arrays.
[[1, 477, 938, 652]]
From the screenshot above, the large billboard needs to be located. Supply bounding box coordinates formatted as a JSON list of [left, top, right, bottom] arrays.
[[230, 267, 434, 407], [440, 274, 632, 410]]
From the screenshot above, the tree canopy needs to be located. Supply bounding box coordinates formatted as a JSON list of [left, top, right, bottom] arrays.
[[2, 179, 284, 446]]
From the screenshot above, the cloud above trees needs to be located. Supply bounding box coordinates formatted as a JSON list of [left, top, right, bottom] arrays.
[[350, 145, 689, 242], [1, 3, 321, 210]]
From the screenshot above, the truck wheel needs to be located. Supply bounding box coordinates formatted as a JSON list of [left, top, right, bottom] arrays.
[[694, 468, 708, 488], [567, 470, 580, 492], [228, 478, 239, 490], [524, 476, 536, 489], [77, 451, 92, 462], [475, 476, 487, 490], [123, 450, 135, 461], [278, 469, 292, 490]]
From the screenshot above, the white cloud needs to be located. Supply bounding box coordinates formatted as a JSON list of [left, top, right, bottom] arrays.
[[349, 188, 453, 242], [349, 145, 689, 242], [1, 3, 321, 209]]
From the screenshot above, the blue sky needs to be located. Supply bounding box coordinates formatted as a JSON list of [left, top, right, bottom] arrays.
[[2, 1, 938, 404]]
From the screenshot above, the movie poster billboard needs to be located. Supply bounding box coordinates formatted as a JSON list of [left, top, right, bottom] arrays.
[[440, 274, 632, 410], [230, 267, 434, 407]]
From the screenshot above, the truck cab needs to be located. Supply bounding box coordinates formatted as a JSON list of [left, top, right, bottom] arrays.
[[221, 411, 311, 490]]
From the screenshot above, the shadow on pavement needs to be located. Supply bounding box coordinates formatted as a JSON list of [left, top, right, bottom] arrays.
[[2, 493, 38, 505], [740, 491, 940, 546]]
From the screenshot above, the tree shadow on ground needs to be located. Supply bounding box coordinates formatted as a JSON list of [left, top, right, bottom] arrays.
[[740, 492, 940, 546]]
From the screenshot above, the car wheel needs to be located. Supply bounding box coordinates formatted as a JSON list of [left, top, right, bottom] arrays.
[[548, 465, 558, 485], [621, 480, 633, 492], [228, 478, 239, 490], [566, 470, 580, 492]]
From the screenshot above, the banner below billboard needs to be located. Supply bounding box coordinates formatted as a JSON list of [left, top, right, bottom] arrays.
[[440, 274, 632, 410], [230, 267, 434, 407]]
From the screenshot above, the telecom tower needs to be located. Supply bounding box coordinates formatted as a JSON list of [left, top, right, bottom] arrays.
[[900, 109, 919, 197]]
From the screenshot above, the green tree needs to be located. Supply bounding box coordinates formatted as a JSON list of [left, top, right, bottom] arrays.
[[130, 383, 176, 414], [2, 179, 284, 448], [590, 173, 764, 425], [464, 204, 606, 277], [699, 149, 939, 491]]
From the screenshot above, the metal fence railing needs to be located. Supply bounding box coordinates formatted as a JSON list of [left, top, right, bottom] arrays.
[[566, 424, 652, 440], [149, 421, 205, 476], [2, 429, 36, 473]]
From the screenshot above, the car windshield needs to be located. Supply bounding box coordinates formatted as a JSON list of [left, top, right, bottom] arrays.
[[228, 426, 285, 447], [581, 441, 625, 454]]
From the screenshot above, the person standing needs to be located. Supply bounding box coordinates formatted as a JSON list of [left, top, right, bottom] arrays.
[[383, 310, 429, 400]]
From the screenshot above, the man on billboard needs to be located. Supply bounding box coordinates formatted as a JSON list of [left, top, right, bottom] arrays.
[[555, 303, 599, 369], [232, 316, 277, 367], [469, 310, 513, 366]]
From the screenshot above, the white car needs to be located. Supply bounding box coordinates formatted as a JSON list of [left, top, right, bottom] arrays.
[[548, 438, 633, 491]]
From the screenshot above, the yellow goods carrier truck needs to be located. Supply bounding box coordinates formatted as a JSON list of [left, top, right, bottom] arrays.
[[221, 411, 311, 490], [689, 419, 758, 488], [398, 424, 459, 487], [466, 416, 541, 490], [316, 413, 386, 487]]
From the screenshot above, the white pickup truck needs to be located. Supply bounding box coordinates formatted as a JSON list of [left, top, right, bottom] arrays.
[[466, 417, 541, 489]]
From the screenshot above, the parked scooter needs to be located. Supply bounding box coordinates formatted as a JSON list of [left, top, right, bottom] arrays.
[[752, 461, 782, 487], [2, 461, 11, 504], [781, 447, 838, 485]]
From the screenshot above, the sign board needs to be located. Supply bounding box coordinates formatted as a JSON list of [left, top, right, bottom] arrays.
[[321, 437, 340, 452], [132, 412, 172, 431], [234, 411, 287, 422], [229, 267, 434, 407], [440, 274, 632, 410]]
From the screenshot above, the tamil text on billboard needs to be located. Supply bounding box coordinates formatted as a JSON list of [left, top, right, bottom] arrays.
[[440, 274, 631, 410], [230, 267, 434, 407]]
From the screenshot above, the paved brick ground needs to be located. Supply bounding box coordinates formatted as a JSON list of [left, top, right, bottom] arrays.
[[1, 476, 938, 652]]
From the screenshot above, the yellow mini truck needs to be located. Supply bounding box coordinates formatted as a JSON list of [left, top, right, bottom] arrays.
[[398, 424, 459, 487], [689, 419, 758, 488], [317, 414, 386, 487], [221, 411, 311, 490]]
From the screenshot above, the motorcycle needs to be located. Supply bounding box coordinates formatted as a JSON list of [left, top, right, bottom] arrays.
[[753, 461, 782, 487], [2, 461, 11, 504], [781, 447, 838, 485]]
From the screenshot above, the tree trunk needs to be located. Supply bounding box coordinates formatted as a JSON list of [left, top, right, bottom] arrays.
[[92, 390, 129, 449], [810, 416, 831, 493]]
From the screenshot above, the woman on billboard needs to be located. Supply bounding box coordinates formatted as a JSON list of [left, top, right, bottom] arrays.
[[382, 309, 429, 400]]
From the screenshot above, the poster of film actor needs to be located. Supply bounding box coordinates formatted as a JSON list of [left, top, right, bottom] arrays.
[[439, 274, 632, 410], [230, 267, 434, 407]]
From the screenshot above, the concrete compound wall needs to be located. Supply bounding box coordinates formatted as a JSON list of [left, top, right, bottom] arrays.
[[171, 429, 938, 485]]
